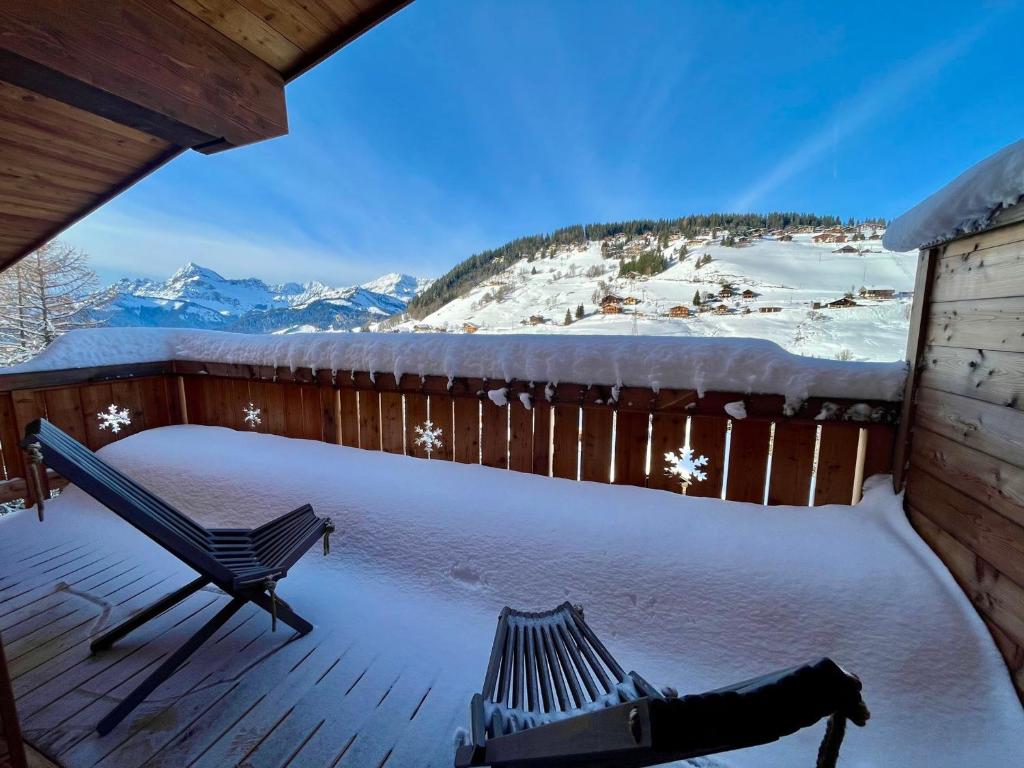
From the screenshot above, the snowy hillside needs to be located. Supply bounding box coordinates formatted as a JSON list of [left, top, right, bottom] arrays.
[[410, 233, 917, 361], [99, 263, 432, 334]]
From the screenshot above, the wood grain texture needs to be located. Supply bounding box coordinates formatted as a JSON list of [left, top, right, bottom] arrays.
[[357, 390, 381, 451], [919, 345, 1024, 409], [927, 298, 1024, 353], [550, 405, 579, 481], [403, 392, 429, 459], [508, 397, 534, 474], [725, 420, 771, 503], [911, 427, 1024, 528], [613, 410, 648, 488], [767, 422, 816, 506], [378, 387, 404, 455], [908, 463, 1024, 588], [915, 386, 1024, 468], [0, 0, 287, 148], [480, 395, 508, 469], [686, 415, 726, 499], [531, 399, 551, 476], [932, 233, 1024, 303], [338, 385, 359, 448], [813, 424, 859, 505], [452, 396, 479, 465], [579, 407, 613, 483], [647, 412, 685, 493], [429, 390, 455, 462]]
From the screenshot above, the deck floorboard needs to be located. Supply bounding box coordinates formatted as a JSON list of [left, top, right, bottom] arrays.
[[3, 529, 465, 768]]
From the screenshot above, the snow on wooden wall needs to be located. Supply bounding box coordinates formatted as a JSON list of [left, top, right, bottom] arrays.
[[900, 217, 1024, 703]]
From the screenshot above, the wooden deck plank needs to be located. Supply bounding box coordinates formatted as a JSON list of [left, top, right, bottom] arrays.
[[148, 634, 342, 768], [53, 603, 286, 766], [231, 642, 385, 768], [2, 515, 475, 768]]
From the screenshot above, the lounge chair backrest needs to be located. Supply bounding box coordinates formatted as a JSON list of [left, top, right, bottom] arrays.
[[23, 419, 235, 586], [482, 602, 633, 716]]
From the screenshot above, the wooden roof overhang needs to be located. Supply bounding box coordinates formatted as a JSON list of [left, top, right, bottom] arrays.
[[0, 0, 411, 271]]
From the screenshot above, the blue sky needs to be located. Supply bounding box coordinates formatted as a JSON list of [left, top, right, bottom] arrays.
[[66, 0, 1024, 286]]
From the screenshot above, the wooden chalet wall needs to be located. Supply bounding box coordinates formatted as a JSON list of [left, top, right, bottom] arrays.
[[900, 217, 1024, 702], [0, 360, 899, 509]]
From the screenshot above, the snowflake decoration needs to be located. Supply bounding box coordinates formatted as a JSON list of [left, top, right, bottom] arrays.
[[97, 404, 131, 434], [243, 402, 262, 428], [664, 446, 709, 492], [414, 419, 443, 458]]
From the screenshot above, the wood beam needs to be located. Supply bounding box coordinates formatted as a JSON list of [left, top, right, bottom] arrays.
[[0, 0, 288, 151]]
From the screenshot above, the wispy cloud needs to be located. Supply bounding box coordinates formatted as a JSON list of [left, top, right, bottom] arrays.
[[731, 20, 993, 212]]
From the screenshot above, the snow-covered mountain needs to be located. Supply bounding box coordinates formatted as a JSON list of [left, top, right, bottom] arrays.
[[403, 231, 918, 362], [99, 263, 431, 334]]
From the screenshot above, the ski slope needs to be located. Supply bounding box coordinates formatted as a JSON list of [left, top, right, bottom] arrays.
[[414, 234, 917, 362]]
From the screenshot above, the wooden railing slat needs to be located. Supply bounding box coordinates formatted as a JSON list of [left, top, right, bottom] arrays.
[[404, 391, 429, 459], [378, 379, 404, 454], [767, 422, 816, 506], [338, 385, 359, 447], [687, 414, 727, 499], [814, 424, 860, 505], [480, 392, 508, 470], [430, 391, 455, 462], [647, 411, 685, 493], [551, 403, 579, 481], [452, 394, 479, 464], [0, 393, 24, 482], [508, 396, 533, 473], [613, 410, 648, 488], [579, 407, 613, 484], [531, 399, 551, 476], [726, 420, 772, 503]]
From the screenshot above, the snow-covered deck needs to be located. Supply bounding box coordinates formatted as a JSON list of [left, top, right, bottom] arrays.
[[2, 426, 1022, 767]]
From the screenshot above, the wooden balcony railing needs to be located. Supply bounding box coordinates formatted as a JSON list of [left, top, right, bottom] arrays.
[[0, 359, 899, 509]]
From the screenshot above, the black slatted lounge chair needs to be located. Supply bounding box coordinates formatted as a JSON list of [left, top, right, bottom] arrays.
[[21, 418, 335, 735], [455, 602, 869, 768]]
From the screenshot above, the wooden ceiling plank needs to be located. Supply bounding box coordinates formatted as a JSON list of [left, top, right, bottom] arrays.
[[0, 81, 167, 149], [0, 125, 164, 176], [0, 0, 287, 149], [0, 101, 170, 166], [0, 141, 144, 187], [171, 0, 304, 71], [236, 0, 334, 50]]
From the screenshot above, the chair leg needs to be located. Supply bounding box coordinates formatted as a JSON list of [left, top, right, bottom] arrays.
[[96, 596, 245, 736], [91, 576, 210, 654], [246, 588, 313, 635]]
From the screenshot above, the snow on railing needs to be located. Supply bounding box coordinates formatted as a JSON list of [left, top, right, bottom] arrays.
[[0, 333, 901, 509], [8, 327, 907, 402]]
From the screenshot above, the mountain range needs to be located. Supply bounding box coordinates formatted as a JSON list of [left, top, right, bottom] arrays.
[[98, 263, 432, 334]]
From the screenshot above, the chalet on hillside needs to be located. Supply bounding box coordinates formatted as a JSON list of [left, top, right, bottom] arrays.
[[528, 315, 546, 325], [667, 305, 690, 318], [463, 322, 480, 333], [741, 289, 758, 299], [712, 304, 731, 315], [834, 244, 859, 254], [826, 297, 858, 309], [599, 294, 623, 307], [862, 287, 896, 300], [759, 306, 783, 313], [413, 324, 433, 333], [623, 296, 640, 306], [718, 286, 734, 298], [601, 303, 623, 315]]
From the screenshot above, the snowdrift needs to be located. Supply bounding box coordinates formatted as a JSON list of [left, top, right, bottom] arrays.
[[8, 327, 907, 401], [22, 425, 1020, 766], [884, 138, 1024, 251]]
